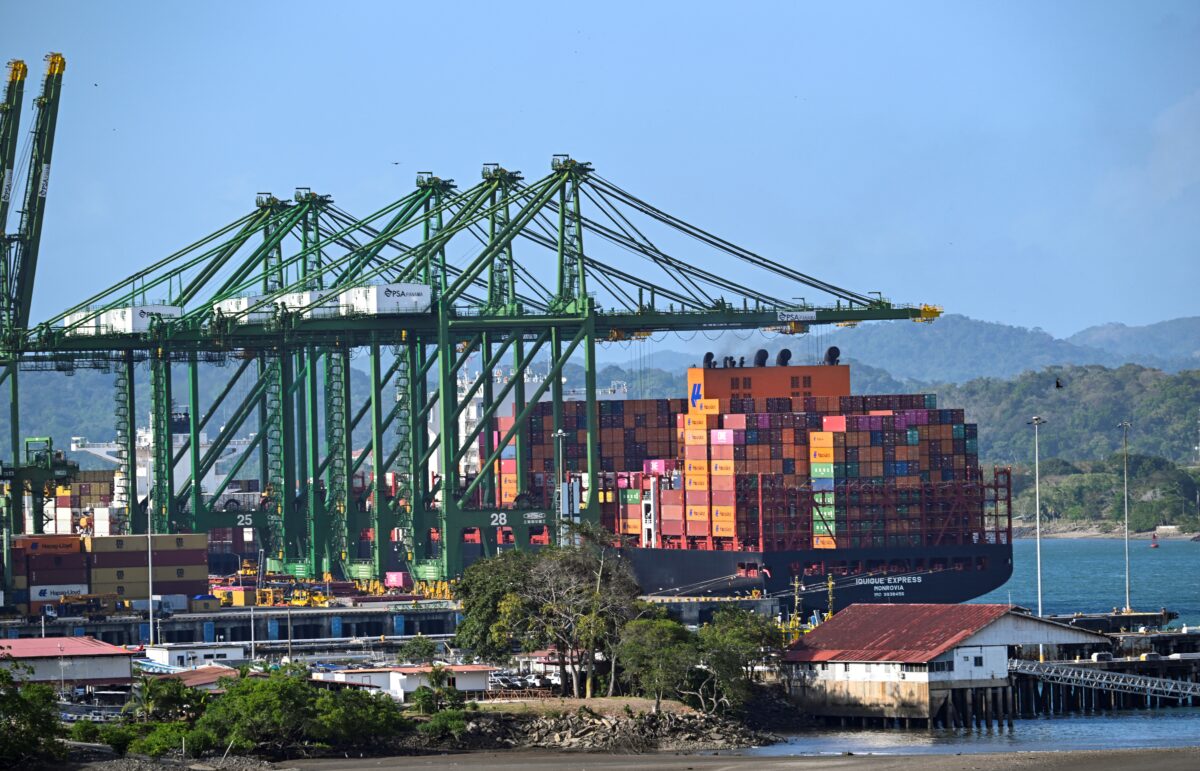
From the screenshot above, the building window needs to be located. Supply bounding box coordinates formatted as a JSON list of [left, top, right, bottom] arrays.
[[842, 663, 850, 672], [116, 539, 125, 549], [803, 391, 812, 398], [175, 537, 184, 548], [176, 568, 185, 578], [730, 377, 739, 388], [973, 656, 983, 667], [791, 376, 800, 388], [742, 377, 752, 388], [803, 375, 812, 387]]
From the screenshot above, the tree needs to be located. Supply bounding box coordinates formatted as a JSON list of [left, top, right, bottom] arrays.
[[313, 688, 408, 747], [408, 664, 464, 715], [617, 617, 695, 711], [123, 674, 197, 722], [0, 658, 63, 766], [453, 549, 537, 662], [398, 634, 439, 665], [685, 607, 784, 713], [498, 543, 640, 698], [195, 668, 321, 755]]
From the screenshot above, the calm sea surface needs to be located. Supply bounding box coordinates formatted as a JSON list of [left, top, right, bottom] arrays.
[[751, 538, 1200, 755]]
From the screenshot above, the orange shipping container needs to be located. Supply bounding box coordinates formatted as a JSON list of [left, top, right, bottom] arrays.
[[810, 447, 834, 463], [711, 506, 735, 521], [713, 521, 736, 537], [710, 460, 735, 475], [813, 535, 838, 549], [684, 475, 709, 491], [684, 429, 708, 445], [685, 505, 710, 520], [691, 398, 721, 415], [809, 431, 834, 448]]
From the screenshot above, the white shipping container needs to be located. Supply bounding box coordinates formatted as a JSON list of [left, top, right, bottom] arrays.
[[212, 295, 271, 324], [102, 305, 183, 334], [339, 283, 432, 316], [279, 290, 339, 318], [63, 310, 99, 336], [152, 593, 189, 612], [30, 584, 90, 601]]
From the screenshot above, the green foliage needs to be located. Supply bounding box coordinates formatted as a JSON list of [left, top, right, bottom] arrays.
[[69, 719, 102, 743], [193, 668, 410, 757], [689, 607, 783, 712], [98, 723, 137, 756], [0, 660, 64, 766], [313, 688, 408, 748], [417, 709, 467, 741], [124, 674, 200, 722], [453, 549, 537, 661], [1012, 452, 1199, 530], [194, 669, 320, 755], [618, 617, 695, 711], [398, 634, 439, 664], [407, 667, 463, 715], [128, 721, 189, 758], [939, 365, 1200, 464]]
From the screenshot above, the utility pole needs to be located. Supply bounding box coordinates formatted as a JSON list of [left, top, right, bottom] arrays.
[[1119, 421, 1132, 613]]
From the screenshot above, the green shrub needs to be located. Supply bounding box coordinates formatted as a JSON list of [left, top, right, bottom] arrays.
[[185, 725, 218, 757], [129, 721, 189, 758], [312, 688, 409, 747], [417, 709, 467, 741], [69, 719, 102, 743], [98, 723, 137, 756]]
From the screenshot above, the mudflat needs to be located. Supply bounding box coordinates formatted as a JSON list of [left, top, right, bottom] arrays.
[[286, 746, 1200, 771]]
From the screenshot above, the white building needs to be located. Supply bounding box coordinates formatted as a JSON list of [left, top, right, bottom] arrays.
[[145, 642, 247, 669], [0, 636, 134, 688], [785, 603, 1110, 727], [313, 664, 496, 702]]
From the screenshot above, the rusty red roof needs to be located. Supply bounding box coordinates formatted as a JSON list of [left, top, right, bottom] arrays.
[[156, 665, 238, 688], [786, 603, 1014, 664], [0, 636, 134, 658]]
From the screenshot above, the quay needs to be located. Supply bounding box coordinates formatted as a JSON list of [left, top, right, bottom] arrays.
[[0, 602, 460, 647]]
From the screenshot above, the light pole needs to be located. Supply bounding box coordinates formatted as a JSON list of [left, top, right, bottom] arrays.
[[1119, 420, 1132, 613], [1027, 417, 1046, 618], [553, 429, 567, 542]]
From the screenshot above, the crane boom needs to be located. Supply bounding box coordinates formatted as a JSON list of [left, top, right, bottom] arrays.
[[0, 60, 27, 237], [6, 52, 64, 331]]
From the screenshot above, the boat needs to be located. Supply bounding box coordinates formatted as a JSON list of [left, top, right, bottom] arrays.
[[491, 352, 1013, 610]]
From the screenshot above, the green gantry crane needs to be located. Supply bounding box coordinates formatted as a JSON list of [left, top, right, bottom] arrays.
[[3, 85, 942, 585], [1, 53, 66, 547]]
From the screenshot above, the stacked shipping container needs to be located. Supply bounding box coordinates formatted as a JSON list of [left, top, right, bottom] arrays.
[[485, 364, 996, 554], [2, 533, 209, 615]]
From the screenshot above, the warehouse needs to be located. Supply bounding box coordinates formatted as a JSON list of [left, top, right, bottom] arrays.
[[784, 603, 1110, 728], [0, 636, 134, 689]]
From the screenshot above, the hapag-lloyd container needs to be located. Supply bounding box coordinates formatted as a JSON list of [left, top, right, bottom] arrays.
[[339, 283, 432, 315]]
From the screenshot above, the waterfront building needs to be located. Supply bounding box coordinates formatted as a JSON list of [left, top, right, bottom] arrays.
[[0, 636, 134, 689]]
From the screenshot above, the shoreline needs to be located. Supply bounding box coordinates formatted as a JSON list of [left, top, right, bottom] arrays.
[[280, 746, 1200, 771], [1011, 527, 1197, 540]]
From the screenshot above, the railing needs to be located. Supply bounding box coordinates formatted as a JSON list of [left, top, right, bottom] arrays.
[[1009, 659, 1200, 699]]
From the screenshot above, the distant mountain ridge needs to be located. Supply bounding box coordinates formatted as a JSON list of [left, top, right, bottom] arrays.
[[594, 314, 1199, 384]]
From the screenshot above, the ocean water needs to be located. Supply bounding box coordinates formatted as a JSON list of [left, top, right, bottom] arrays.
[[751, 537, 1200, 756], [976, 538, 1200, 627]]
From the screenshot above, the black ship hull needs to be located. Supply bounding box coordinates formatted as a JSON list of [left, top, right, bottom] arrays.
[[621, 541, 1012, 612]]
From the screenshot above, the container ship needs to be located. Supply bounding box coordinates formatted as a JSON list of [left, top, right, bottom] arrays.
[[488, 351, 1012, 607]]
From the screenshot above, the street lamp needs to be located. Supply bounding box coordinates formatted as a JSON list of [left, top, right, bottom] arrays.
[[553, 429, 567, 542], [1118, 420, 1132, 613], [1027, 417, 1046, 620]]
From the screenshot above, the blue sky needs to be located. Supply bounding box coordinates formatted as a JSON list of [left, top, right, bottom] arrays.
[[5, 1, 1199, 338]]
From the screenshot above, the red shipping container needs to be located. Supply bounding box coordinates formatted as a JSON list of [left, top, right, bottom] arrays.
[[710, 490, 737, 507], [660, 489, 684, 505], [722, 414, 747, 430], [659, 519, 684, 536], [29, 568, 89, 585], [683, 445, 709, 461], [659, 504, 684, 520], [822, 415, 847, 432], [709, 445, 735, 460], [685, 520, 710, 537], [685, 490, 710, 506], [710, 475, 735, 491], [27, 552, 88, 570]]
